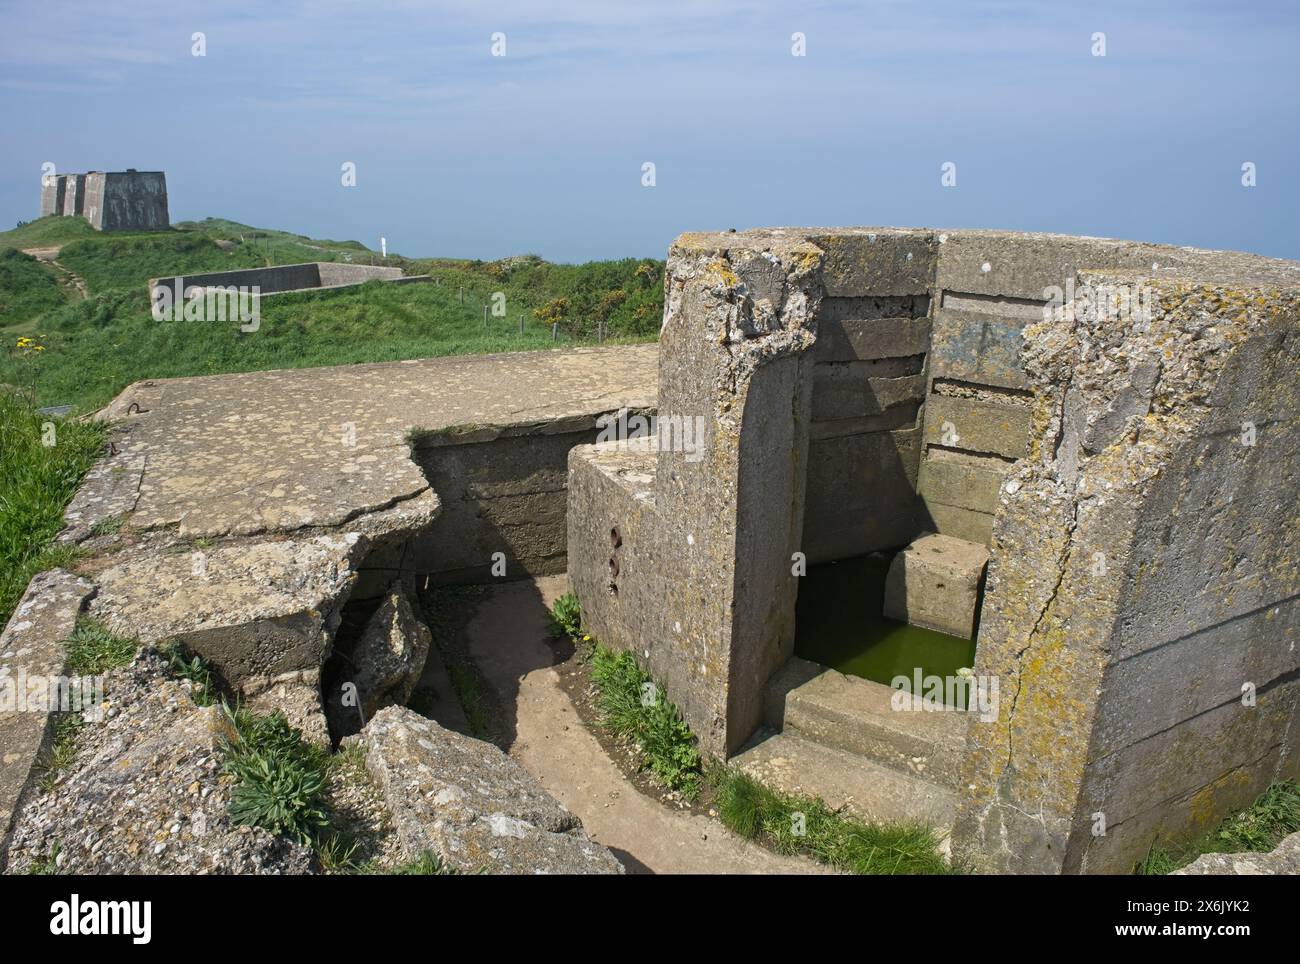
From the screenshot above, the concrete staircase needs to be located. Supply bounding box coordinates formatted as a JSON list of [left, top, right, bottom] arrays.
[[731, 657, 968, 833]]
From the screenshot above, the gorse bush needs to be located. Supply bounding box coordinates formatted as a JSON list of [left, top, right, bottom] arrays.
[[221, 707, 329, 844]]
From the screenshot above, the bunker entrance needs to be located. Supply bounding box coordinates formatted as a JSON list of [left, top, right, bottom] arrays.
[[793, 551, 979, 709]]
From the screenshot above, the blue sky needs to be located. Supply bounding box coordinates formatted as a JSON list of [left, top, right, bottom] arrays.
[[1, 0, 1296, 263]]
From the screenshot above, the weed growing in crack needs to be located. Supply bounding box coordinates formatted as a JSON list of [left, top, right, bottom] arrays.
[[63, 618, 135, 675], [548, 591, 582, 638], [388, 850, 459, 875], [221, 707, 329, 845], [159, 641, 217, 706]]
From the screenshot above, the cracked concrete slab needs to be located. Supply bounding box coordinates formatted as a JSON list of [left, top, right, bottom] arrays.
[[87, 345, 658, 541]]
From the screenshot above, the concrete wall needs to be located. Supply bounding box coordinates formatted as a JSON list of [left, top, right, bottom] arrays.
[[953, 251, 1300, 873], [566, 225, 1300, 874], [40, 170, 168, 232], [150, 262, 415, 301], [407, 416, 644, 584], [39, 175, 66, 217], [802, 231, 934, 562], [60, 174, 86, 217], [571, 231, 825, 756], [90, 171, 168, 231]]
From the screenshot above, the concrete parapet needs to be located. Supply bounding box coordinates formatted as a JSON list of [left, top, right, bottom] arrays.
[[567, 225, 1300, 874], [953, 267, 1300, 873], [0, 569, 96, 866]]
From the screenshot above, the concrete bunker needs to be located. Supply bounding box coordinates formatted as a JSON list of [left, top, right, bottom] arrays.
[[566, 227, 1300, 873]]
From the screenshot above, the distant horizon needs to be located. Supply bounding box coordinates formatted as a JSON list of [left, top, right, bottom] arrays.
[[4, 1, 1297, 263]]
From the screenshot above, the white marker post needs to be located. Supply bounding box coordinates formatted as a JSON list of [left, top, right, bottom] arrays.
[[380, 236, 387, 258]]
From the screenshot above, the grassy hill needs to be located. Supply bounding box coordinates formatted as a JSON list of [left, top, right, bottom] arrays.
[[0, 216, 663, 411]]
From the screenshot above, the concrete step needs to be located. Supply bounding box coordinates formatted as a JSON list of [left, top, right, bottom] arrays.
[[731, 728, 955, 834], [765, 657, 968, 790]]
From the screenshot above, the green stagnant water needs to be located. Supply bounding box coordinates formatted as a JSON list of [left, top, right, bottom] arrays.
[[794, 553, 977, 702]]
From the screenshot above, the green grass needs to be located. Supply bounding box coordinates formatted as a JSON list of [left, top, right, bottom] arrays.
[[0, 216, 105, 249], [57, 232, 267, 295], [388, 851, 459, 875], [714, 768, 954, 874], [588, 645, 703, 797], [0, 216, 664, 413], [38, 715, 88, 792], [0, 249, 68, 328], [64, 618, 137, 675], [35, 620, 136, 791], [0, 391, 108, 631], [1136, 780, 1300, 874], [551, 593, 703, 798]]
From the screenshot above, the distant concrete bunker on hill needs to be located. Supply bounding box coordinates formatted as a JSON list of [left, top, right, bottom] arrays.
[[39, 169, 168, 232]]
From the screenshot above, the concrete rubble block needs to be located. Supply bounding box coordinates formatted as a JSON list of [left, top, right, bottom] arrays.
[[1173, 830, 1300, 876], [0, 569, 95, 857], [242, 669, 331, 746], [355, 706, 624, 874], [87, 533, 366, 691], [349, 586, 432, 719], [5, 653, 312, 874], [883, 532, 990, 638]]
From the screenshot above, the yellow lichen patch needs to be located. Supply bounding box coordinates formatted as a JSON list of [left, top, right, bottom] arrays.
[[706, 259, 742, 289], [1187, 769, 1254, 829]]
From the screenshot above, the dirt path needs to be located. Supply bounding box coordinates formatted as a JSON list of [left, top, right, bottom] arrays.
[[462, 575, 825, 874], [23, 245, 87, 299]]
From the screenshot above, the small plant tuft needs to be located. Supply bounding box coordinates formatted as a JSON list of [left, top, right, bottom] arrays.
[[221, 707, 329, 844], [160, 641, 217, 706], [549, 591, 582, 639], [64, 618, 136, 675], [388, 850, 459, 875]]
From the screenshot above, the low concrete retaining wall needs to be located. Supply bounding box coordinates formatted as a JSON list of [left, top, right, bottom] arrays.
[[149, 262, 428, 301], [407, 413, 654, 584]]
